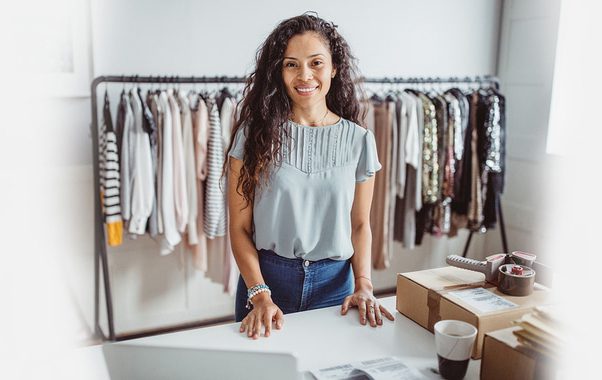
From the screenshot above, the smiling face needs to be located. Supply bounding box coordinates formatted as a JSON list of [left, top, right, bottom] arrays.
[[281, 32, 337, 110]]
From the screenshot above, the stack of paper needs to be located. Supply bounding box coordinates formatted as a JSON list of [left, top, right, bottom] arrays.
[[512, 305, 565, 359]]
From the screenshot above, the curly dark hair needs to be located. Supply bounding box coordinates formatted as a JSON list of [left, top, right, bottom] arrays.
[[224, 12, 366, 208]]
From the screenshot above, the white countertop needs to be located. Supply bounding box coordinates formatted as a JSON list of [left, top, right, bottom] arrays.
[[72, 296, 480, 379]]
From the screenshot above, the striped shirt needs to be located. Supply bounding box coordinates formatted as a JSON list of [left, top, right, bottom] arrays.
[[203, 97, 226, 238], [99, 94, 123, 246]]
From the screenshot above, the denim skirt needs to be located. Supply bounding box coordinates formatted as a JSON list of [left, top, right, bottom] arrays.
[[235, 249, 353, 322]]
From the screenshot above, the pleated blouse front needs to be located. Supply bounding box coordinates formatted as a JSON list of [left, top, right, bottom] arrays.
[[229, 117, 381, 261]]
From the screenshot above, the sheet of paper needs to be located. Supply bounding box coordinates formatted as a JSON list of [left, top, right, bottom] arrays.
[[447, 287, 517, 313], [310, 356, 427, 380]]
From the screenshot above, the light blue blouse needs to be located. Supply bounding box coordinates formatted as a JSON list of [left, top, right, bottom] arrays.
[[228, 117, 382, 261]]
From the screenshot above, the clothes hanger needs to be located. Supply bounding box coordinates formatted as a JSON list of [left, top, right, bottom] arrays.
[[220, 85, 233, 98], [384, 79, 397, 101], [151, 75, 158, 94], [404, 79, 419, 96], [370, 89, 383, 103], [369, 80, 384, 102], [444, 77, 458, 95], [103, 86, 115, 133]]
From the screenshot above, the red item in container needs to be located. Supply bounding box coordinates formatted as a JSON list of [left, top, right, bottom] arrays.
[[511, 265, 524, 275]]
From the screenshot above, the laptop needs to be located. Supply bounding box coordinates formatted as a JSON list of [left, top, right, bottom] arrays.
[[102, 342, 301, 380]]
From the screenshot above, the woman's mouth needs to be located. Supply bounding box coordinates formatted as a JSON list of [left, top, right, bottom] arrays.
[[295, 86, 319, 96]]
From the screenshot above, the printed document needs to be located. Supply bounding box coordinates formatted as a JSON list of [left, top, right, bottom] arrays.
[[310, 356, 428, 380]]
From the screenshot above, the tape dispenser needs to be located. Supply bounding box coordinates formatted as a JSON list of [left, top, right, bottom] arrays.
[[446, 251, 537, 296]]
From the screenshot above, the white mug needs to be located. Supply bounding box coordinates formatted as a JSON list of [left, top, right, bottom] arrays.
[[434, 320, 477, 379]]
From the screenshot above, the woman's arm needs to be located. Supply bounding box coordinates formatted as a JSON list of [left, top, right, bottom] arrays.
[[341, 176, 395, 326], [349, 178, 375, 290], [228, 158, 263, 287], [228, 158, 284, 338]]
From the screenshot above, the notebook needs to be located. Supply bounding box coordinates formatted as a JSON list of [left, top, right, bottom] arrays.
[[102, 342, 301, 380]]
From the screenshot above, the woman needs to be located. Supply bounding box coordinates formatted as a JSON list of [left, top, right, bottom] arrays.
[[225, 12, 394, 340]]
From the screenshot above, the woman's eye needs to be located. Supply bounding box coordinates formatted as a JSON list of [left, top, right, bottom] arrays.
[[284, 62, 296, 68], [313, 61, 323, 66]]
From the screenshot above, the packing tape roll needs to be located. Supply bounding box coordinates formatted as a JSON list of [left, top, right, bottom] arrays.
[[497, 264, 535, 296]]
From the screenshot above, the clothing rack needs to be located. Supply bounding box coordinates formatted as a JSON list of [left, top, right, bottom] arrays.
[[90, 74, 507, 341], [360, 75, 500, 89]]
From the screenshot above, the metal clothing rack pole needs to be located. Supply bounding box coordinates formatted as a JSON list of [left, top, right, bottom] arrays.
[[461, 193, 509, 257], [360, 74, 500, 89], [90, 74, 505, 341]]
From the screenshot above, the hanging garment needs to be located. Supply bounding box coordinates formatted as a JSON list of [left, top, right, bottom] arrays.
[[158, 91, 181, 254], [118, 92, 134, 226], [178, 91, 198, 245], [204, 97, 226, 239], [393, 96, 406, 244], [147, 92, 164, 234], [139, 88, 159, 238], [434, 95, 448, 199], [413, 93, 424, 215], [445, 88, 469, 238], [192, 93, 210, 181], [403, 92, 421, 176], [419, 92, 439, 205], [114, 90, 125, 161], [99, 92, 123, 246], [479, 88, 506, 229], [393, 91, 420, 249], [435, 93, 462, 236], [389, 95, 407, 248], [395, 97, 408, 197], [371, 100, 392, 270], [222, 97, 239, 295], [442, 92, 461, 200], [386, 100, 398, 268], [467, 91, 484, 230], [445, 88, 469, 203], [414, 92, 437, 245], [188, 92, 209, 271], [220, 96, 235, 154], [431, 94, 450, 236], [127, 88, 155, 235], [356, 85, 506, 253], [167, 90, 189, 233]]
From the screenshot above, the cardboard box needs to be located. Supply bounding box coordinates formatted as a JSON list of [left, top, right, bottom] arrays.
[[481, 326, 558, 380], [396, 266, 551, 359]]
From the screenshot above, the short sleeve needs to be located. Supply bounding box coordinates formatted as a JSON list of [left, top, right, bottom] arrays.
[[228, 126, 247, 160], [355, 129, 382, 183]]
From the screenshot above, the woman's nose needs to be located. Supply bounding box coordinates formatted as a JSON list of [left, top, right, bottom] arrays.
[[298, 65, 313, 81]]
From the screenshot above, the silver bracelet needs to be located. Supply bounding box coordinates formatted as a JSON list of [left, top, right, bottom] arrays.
[[246, 285, 271, 310]]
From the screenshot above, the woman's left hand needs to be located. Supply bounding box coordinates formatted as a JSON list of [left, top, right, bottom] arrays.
[[340, 280, 395, 327]]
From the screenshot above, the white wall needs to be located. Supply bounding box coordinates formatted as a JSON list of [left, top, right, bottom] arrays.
[[483, 0, 561, 266], [59, 0, 504, 338], [90, 0, 501, 78]]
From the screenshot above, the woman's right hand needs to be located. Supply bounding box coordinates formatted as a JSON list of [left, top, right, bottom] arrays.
[[239, 292, 284, 339]]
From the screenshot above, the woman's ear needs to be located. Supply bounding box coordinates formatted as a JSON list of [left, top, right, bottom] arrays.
[[331, 68, 337, 78]]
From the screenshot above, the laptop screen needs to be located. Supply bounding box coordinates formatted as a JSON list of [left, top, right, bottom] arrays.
[[102, 343, 301, 380]]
